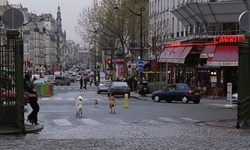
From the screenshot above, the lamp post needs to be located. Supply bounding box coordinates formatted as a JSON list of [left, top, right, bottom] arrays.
[[114, 4, 143, 83]]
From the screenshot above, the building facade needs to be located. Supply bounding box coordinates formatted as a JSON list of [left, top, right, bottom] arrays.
[[149, 0, 248, 95]]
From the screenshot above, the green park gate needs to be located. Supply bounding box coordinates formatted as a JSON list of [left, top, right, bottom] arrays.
[[0, 31, 24, 132], [237, 33, 250, 129]]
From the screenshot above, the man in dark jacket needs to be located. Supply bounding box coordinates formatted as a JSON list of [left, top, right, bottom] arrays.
[[24, 73, 39, 125], [80, 76, 83, 89], [83, 76, 87, 89]]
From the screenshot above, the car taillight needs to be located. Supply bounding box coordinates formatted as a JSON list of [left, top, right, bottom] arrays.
[[188, 90, 192, 94]]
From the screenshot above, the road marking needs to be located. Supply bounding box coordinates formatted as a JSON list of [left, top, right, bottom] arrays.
[[55, 98, 62, 100], [158, 117, 179, 123], [53, 119, 73, 126], [79, 118, 103, 125], [105, 118, 129, 125], [180, 117, 199, 122], [209, 104, 226, 107], [68, 98, 75, 101], [41, 97, 49, 100], [143, 119, 163, 124]]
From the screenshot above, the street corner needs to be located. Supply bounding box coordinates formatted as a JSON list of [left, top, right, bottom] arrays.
[[24, 123, 43, 133]]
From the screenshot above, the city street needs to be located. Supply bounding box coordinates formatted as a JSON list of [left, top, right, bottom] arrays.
[[1, 83, 250, 149]]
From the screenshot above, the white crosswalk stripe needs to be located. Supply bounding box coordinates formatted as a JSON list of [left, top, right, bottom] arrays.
[[53, 119, 73, 126], [51, 116, 201, 127], [104, 118, 129, 125], [79, 118, 103, 125]]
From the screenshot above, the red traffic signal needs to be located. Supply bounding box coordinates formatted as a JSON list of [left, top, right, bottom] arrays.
[[27, 59, 30, 64], [107, 59, 111, 64]]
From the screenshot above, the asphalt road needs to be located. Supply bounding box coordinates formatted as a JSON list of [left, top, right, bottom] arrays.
[[2, 83, 249, 149]]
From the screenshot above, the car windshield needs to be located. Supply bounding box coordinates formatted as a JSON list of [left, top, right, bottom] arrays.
[[101, 81, 111, 85], [112, 82, 128, 87]]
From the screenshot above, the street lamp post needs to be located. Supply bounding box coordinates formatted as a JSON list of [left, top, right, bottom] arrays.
[[114, 4, 143, 83]]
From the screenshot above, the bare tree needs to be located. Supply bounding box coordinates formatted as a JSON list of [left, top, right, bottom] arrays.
[[149, 11, 171, 90], [75, 0, 148, 78]]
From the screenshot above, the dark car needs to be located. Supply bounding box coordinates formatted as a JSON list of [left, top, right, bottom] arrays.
[[107, 81, 131, 98], [151, 83, 201, 104], [97, 80, 112, 94]]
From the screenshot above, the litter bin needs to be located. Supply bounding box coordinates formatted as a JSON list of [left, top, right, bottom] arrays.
[[40, 84, 46, 96], [35, 84, 42, 96]]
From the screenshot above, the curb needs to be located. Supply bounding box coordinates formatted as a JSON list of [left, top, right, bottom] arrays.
[[0, 123, 43, 135]]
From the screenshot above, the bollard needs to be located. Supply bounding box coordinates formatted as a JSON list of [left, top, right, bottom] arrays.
[[124, 93, 128, 108]]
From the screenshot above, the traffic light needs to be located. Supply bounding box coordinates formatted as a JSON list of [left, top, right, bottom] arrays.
[[107, 59, 111, 64], [107, 59, 112, 70], [27, 59, 30, 64]]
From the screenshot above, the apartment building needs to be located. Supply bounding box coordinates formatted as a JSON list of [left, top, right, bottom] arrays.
[[149, 0, 249, 95]]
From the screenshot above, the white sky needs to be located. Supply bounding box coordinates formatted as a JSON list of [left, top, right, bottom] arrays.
[[8, 0, 93, 43]]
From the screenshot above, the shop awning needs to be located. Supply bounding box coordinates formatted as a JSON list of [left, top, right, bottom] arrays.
[[207, 45, 238, 66], [159, 46, 192, 63], [200, 45, 216, 58], [158, 47, 174, 61]]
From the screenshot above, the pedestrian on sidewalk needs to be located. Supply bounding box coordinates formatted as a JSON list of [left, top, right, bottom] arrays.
[[24, 73, 40, 125], [83, 76, 87, 89], [89, 77, 93, 86], [80, 76, 83, 89], [133, 76, 138, 93]]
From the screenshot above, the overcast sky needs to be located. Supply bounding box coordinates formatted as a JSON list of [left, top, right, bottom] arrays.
[[8, 0, 93, 43]]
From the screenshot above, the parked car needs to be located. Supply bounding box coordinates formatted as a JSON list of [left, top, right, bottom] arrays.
[[68, 75, 76, 82], [107, 81, 131, 98], [97, 80, 112, 94], [54, 76, 70, 86], [44, 75, 55, 83], [227, 93, 238, 104], [33, 78, 48, 85], [151, 83, 201, 104], [75, 75, 81, 81]]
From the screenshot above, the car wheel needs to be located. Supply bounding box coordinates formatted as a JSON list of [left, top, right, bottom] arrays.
[[128, 93, 130, 98], [193, 100, 200, 104], [181, 96, 189, 103], [108, 93, 110, 97], [153, 96, 160, 102], [97, 91, 100, 94], [55, 82, 59, 86], [67, 82, 70, 86]]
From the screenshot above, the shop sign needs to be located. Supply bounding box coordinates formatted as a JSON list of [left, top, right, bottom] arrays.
[[207, 61, 238, 66], [213, 35, 245, 44], [116, 58, 124, 63]]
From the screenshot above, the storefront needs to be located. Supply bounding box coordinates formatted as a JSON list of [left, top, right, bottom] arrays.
[[157, 35, 244, 95]]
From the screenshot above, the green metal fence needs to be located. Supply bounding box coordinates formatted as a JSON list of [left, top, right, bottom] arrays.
[[0, 31, 24, 132]]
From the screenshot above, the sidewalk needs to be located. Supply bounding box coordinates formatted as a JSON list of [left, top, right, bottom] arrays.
[[0, 123, 43, 134]]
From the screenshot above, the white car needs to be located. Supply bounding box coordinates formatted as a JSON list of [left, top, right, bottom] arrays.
[[227, 93, 238, 104], [75, 75, 81, 81]]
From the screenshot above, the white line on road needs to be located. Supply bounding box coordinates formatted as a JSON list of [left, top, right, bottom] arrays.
[[41, 97, 49, 100], [180, 117, 199, 122], [79, 118, 103, 125], [68, 98, 75, 101], [105, 118, 129, 125], [158, 117, 179, 123], [53, 119, 73, 126], [55, 98, 62, 100]]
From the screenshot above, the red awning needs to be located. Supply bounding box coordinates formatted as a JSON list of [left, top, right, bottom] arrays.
[[159, 46, 192, 63], [158, 47, 174, 61], [200, 45, 216, 58], [207, 45, 238, 66]]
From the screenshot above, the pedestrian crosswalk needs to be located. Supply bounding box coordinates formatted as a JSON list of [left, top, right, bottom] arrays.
[[51, 117, 200, 126]]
